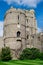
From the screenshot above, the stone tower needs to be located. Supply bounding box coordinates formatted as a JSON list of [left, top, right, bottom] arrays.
[[0, 7, 43, 59], [3, 7, 38, 59], [25, 10, 37, 48], [3, 7, 26, 59]]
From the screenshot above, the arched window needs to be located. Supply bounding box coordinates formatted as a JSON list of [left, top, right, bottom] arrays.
[[17, 31, 21, 37]]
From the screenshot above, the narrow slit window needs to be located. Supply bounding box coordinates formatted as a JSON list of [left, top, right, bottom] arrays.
[[27, 19, 28, 23], [18, 15, 19, 20], [27, 35, 29, 39]]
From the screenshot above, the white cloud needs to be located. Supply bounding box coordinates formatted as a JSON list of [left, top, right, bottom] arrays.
[[4, 0, 21, 5], [0, 22, 3, 37], [37, 28, 41, 33], [4, 0, 42, 8]]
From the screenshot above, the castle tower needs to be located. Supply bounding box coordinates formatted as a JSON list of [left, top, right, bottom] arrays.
[[25, 9, 37, 48], [3, 7, 26, 59]]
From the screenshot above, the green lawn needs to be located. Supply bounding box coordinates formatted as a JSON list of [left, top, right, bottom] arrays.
[[0, 60, 43, 65]]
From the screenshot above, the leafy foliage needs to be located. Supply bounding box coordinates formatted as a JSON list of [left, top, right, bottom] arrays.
[[1, 47, 12, 61], [19, 48, 40, 60], [39, 52, 43, 60], [19, 48, 32, 60], [30, 48, 40, 59]]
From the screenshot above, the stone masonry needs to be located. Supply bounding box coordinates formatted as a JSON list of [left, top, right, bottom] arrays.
[[0, 6, 43, 59]]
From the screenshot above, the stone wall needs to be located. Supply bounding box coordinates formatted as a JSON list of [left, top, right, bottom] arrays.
[[0, 37, 4, 49]]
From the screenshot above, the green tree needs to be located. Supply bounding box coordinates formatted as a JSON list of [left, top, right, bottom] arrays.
[[1, 47, 12, 61]]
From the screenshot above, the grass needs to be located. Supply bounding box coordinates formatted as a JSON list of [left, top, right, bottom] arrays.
[[0, 60, 43, 65]]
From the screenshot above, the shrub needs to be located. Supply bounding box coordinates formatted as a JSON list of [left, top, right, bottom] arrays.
[[19, 48, 40, 60], [39, 52, 43, 60], [30, 48, 40, 59], [1, 47, 12, 61], [19, 48, 32, 60]]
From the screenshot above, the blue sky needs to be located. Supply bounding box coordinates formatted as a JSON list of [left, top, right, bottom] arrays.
[[0, 0, 43, 36]]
